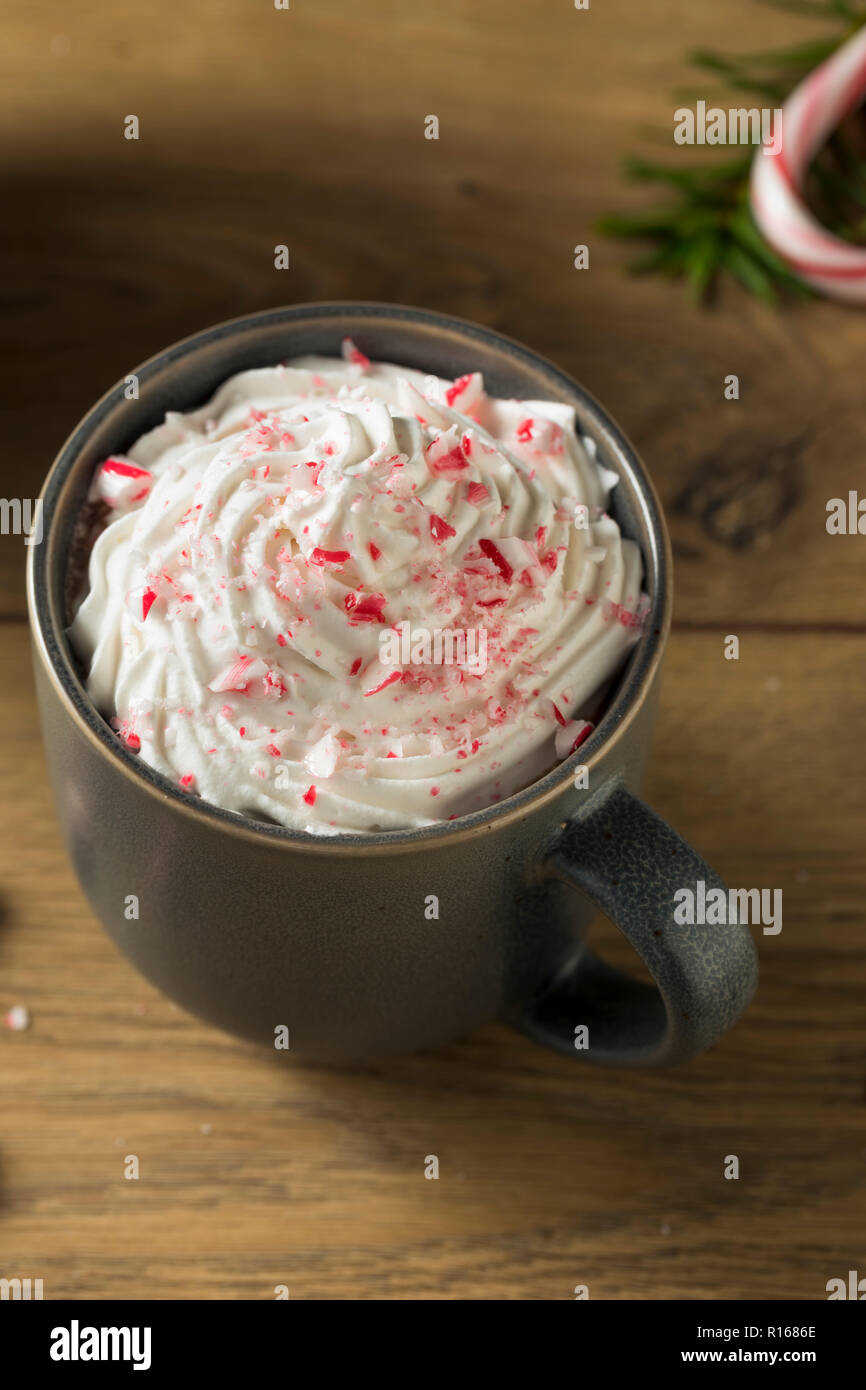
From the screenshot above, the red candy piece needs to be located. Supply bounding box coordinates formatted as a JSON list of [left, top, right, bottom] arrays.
[[341, 337, 370, 370], [209, 655, 258, 692], [345, 591, 387, 623], [445, 374, 474, 407], [363, 670, 402, 696], [478, 539, 512, 582], [102, 457, 151, 479], [428, 446, 469, 479], [310, 548, 351, 566], [101, 457, 153, 504], [430, 514, 456, 543], [466, 482, 490, 507]]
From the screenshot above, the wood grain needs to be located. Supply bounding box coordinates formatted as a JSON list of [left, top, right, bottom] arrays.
[[3, 622, 864, 1300], [1, 0, 864, 1300]]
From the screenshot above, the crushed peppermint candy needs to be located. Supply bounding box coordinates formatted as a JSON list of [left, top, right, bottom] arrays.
[[4, 1004, 31, 1031], [70, 352, 646, 833]]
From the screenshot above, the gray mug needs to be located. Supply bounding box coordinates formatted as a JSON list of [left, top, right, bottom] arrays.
[[28, 303, 758, 1066]]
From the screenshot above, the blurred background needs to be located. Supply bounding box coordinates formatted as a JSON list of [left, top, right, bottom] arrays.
[[1, 0, 864, 1300]]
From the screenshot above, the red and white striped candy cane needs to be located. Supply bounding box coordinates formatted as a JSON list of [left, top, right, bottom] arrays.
[[750, 25, 866, 302]]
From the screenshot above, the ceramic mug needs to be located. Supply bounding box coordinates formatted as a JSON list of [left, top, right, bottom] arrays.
[[28, 303, 758, 1065]]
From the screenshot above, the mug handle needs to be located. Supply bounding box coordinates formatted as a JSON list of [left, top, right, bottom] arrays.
[[518, 779, 759, 1066]]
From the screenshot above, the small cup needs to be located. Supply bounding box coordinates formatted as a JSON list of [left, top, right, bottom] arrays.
[[28, 303, 757, 1065]]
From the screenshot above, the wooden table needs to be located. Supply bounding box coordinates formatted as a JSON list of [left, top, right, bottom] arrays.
[[2, 0, 864, 1299]]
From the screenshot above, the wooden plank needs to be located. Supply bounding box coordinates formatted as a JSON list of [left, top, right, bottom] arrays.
[[2, 0, 863, 1304], [2, 621, 863, 1299], [3, 1, 864, 627]]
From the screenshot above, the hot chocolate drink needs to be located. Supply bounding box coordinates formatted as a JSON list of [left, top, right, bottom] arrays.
[[70, 344, 646, 832]]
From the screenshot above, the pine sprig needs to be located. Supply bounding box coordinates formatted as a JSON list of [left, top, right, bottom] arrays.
[[600, 0, 866, 302]]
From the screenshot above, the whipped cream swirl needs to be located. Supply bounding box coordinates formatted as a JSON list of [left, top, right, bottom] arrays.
[[70, 347, 646, 833]]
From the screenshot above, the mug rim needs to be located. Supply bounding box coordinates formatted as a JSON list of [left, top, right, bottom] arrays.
[[27, 300, 672, 856]]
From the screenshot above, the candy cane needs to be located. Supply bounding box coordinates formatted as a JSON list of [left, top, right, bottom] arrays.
[[750, 25, 866, 301]]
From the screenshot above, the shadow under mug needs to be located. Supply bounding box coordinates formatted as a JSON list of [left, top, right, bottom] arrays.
[[28, 302, 758, 1066]]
